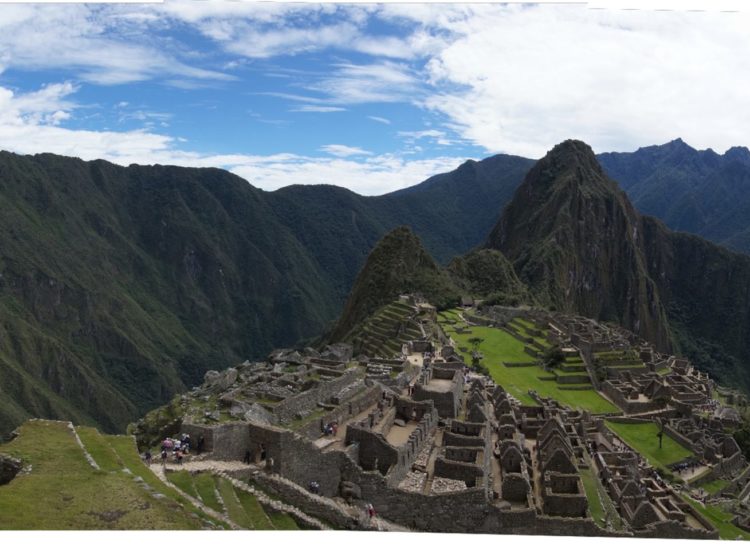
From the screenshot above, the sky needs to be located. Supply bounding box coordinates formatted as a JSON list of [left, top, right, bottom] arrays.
[[0, 1, 748, 195]]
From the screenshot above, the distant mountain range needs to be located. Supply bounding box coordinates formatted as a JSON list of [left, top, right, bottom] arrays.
[[1, 138, 750, 434], [0, 150, 531, 434]]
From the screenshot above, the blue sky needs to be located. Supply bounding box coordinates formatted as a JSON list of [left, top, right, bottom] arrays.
[[0, 2, 748, 194]]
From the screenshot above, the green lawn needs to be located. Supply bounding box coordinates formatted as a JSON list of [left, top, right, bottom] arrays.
[[698, 478, 730, 495], [683, 495, 750, 540], [236, 489, 274, 529], [106, 434, 227, 528], [267, 508, 300, 530], [193, 473, 224, 513], [439, 310, 619, 413], [216, 477, 256, 528], [166, 470, 199, 499], [0, 420, 204, 529], [605, 421, 692, 469], [76, 425, 123, 472], [580, 467, 606, 526]]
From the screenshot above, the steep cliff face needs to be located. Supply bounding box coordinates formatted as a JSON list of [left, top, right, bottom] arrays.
[[640, 217, 750, 390], [487, 140, 671, 350]]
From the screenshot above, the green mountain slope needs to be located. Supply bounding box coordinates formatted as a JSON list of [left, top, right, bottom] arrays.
[[598, 139, 750, 254], [0, 150, 531, 434], [487, 140, 672, 350], [329, 227, 530, 351], [329, 226, 460, 343], [487, 140, 750, 392]]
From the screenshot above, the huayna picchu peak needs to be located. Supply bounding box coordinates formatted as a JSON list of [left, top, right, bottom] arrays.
[[487, 140, 671, 352]]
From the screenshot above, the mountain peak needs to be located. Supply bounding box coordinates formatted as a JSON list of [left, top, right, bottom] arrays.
[[515, 139, 615, 201], [329, 225, 458, 342], [725, 145, 750, 165], [486, 139, 671, 350]]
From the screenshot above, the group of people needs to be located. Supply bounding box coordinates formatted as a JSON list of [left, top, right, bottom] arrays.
[[323, 422, 339, 437], [147, 433, 204, 465]]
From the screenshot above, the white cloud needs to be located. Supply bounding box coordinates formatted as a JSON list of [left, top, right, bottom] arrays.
[[0, 5, 231, 85], [419, 5, 750, 156], [290, 105, 346, 113], [367, 116, 391, 125], [306, 62, 421, 104], [230, 154, 466, 196], [319, 144, 372, 157], [398, 129, 455, 147], [0, 81, 464, 196]]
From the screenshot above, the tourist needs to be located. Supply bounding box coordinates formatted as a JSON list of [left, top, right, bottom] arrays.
[[175, 449, 183, 465], [332, 422, 338, 436], [144, 451, 152, 465], [196, 435, 205, 454], [243, 450, 252, 464], [161, 449, 167, 465]]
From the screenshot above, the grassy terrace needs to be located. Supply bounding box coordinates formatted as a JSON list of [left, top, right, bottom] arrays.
[[683, 495, 750, 540], [698, 478, 730, 495], [166, 470, 299, 530], [438, 309, 619, 413], [605, 421, 692, 470], [0, 420, 205, 529]]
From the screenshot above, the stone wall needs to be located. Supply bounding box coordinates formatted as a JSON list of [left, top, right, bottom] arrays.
[[413, 368, 462, 419], [273, 367, 362, 424], [249, 470, 355, 529], [434, 455, 484, 487], [182, 421, 252, 460], [637, 520, 718, 540], [296, 385, 380, 440], [601, 383, 660, 415]]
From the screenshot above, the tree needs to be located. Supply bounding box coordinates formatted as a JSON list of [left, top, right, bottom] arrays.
[[468, 337, 484, 352], [655, 418, 664, 450], [542, 345, 565, 372]]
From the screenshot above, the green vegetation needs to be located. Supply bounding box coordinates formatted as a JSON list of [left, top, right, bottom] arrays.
[[0, 420, 204, 529], [580, 467, 605, 526], [446, 248, 530, 306], [698, 478, 730, 495], [331, 226, 460, 343], [193, 473, 223, 513], [267, 508, 301, 530], [236, 489, 274, 529], [105, 433, 226, 528], [439, 312, 618, 413], [605, 421, 692, 469], [75, 426, 123, 472], [682, 495, 750, 540], [166, 470, 199, 499]]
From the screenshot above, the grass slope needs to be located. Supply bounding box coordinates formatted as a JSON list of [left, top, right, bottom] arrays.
[[0, 420, 203, 529], [605, 421, 692, 469], [439, 310, 618, 413]]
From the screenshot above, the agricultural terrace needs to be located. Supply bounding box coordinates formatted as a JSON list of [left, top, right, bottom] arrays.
[[0, 420, 207, 529], [438, 310, 619, 414], [605, 421, 692, 470]]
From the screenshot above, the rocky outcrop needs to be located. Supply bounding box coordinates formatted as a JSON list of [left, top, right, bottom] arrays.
[[0, 454, 22, 485]]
